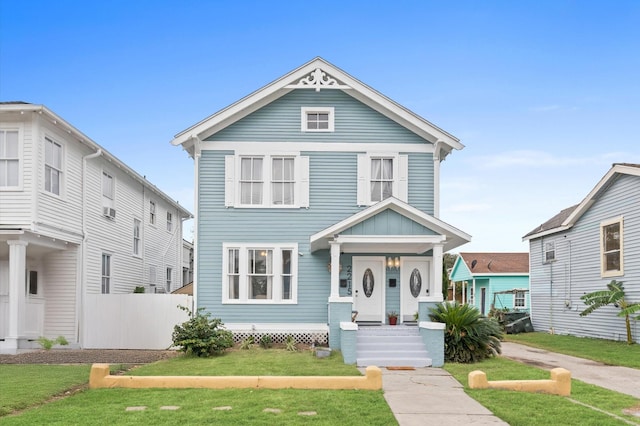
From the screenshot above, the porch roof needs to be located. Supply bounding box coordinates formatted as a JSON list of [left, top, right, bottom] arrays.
[[309, 198, 470, 253]]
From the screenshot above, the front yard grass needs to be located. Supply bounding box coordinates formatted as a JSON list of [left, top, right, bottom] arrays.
[[0, 365, 90, 416], [444, 357, 640, 426], [506, 332, 640, 369], [1, 349, 397, 425]]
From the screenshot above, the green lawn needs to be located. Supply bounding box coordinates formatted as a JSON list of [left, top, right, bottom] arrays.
[[0, 365, 90, 416], [444, 357, 640, 426], [506, 332, 640, 368], [0, 349, 397, 425]]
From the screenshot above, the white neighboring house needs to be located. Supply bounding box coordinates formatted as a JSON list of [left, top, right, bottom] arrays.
[[0, 102, 192, 354]]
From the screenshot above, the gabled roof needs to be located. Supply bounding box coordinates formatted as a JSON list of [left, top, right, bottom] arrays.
[[523, 163, 640, 241], [310, 197, 471, 253], [171, 57, 463, 158], [0, 103, 193, 219], [458, 252, 529, 275]]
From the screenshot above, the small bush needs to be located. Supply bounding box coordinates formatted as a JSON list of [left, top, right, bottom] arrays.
[[285, 335, 297, 352], [172, 306, 233, 357], [133, 286, 145, 293], [259, 334, 273, 349], [239, 336, 255, 350], [37, 336, 69, 350], [429, 301, 503, 363]]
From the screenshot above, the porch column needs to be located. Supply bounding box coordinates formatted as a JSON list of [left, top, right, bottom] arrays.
[[432, 244, 444, 302], [329, 241, 341, 298], [6, 240, 28, 351]]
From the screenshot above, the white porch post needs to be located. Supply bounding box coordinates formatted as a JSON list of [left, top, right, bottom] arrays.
[[432, 244, 443, 302], [329, 241, 341, 298], [6, 240, 28, 351]]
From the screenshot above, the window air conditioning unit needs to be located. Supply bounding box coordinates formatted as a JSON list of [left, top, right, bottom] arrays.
[[103, 207, 116, 219]]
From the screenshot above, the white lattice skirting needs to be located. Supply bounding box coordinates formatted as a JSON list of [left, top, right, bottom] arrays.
[[224, 323, 329, 346]]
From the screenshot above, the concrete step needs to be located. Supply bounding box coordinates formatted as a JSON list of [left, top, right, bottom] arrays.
[[356, 326, 431, 367], [357, 356, 432, 368]]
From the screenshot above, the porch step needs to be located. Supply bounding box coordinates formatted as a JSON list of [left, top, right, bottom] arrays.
[[356, 325, 432, 367]]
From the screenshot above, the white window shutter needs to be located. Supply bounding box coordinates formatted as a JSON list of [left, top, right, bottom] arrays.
[[398, 154, 408, 202], [224, 155, 235, 207], [298, 156, 310, 208], [357, 154, 368, 206]]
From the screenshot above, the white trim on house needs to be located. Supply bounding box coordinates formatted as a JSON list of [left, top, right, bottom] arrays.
[[300, 107, 334, 132], [171, 57, 462, 157], [310, 197, 471, 253], [600, 215, 624, 278], [203, 141, 436, 153], [0, 126, 23, 191]]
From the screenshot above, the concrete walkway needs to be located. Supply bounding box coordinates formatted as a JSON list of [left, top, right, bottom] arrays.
[[378, 343, 640, 425], [501, 341, 640, 399], [379, 367, 508, 425]]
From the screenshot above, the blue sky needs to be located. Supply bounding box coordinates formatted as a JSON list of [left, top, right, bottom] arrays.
[[2, 0, 639, 252]]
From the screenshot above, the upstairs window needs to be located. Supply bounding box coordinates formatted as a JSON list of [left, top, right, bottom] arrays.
[[102, 171, 115, 212], [166, 211, 173, 232], [225, 153, 309, 208], [44, 137, 63, 196], [0, 129, 20, 189], [601, 217, 623, 277], [543, 241, 555, 263], [149, 200, 156, 225], [357, 153, 408, 205], [301, 107, 334, 132]]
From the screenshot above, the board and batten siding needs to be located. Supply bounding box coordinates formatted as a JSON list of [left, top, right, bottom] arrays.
[[529, 174, 640, 342]]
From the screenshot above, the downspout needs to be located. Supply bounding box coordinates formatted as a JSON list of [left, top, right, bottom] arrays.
[[79, 148, 102, 345]]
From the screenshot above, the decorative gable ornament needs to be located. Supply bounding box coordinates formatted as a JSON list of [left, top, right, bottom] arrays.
[[286, 68, 351, 92]]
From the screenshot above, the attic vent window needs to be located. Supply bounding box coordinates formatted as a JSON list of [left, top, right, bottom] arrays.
[[301, 107, 334, 132]]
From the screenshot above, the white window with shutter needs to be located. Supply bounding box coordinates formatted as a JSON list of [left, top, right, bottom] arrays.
[[225, 152, 309, 209], [357, 153, 408, 206]]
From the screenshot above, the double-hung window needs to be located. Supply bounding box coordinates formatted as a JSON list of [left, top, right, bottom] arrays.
[[101, 253, 111, 294], [357, 153, 408, 205], [0, 129, 20, 189], [149, 201, 156, 225], [514, 291, 526, 308], [167, 212, 173, 232], [226, 153, 309, 208], [166, 267, 172, 292], [543, 241, 555, 263], [44, 137, 63, 196], [601, 217, 623, 277], [223, 243, 297, 303], [133, 219, 141, 256]]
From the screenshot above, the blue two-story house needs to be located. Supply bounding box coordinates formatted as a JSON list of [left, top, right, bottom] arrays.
[[171, 58, 470, 366]]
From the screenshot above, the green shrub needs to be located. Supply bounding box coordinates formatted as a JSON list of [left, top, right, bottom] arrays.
[[133, 286, 145, 293], [239, 336, 255, 350], [259, 334, 273, 349], [172, 306, 233, 357], [285, 335, 297, 352], [37, 336, 69, 350], [429, 301, 503, 363]]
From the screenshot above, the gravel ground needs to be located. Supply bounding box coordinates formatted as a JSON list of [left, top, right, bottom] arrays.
[[0, 349, 179, 364]]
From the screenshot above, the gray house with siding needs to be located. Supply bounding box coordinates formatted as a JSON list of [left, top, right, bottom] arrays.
[[171, 58, 470, 366], [523, 163, 640, 343], [0, 103, 192, 354]]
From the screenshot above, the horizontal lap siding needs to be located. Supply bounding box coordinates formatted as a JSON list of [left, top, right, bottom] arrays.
[[43, 247, 78, 341], [409, 153, 434, 213], [529, 174, 640, 342], [197, 89, 437, 325], [489, 276, 530, 310]]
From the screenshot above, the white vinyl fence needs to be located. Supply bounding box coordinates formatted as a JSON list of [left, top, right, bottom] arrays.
[[83, 294, 193, 349]]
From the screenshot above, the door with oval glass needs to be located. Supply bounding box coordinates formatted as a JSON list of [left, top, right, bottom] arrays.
[[353, 256, 385, 322], [401, 258, 430, 322]]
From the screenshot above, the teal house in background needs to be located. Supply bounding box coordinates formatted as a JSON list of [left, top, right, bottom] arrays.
[[449, 253, 529, 315], [171, 58, 471, 366]]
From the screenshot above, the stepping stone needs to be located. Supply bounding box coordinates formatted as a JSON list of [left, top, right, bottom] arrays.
[[263, 408, 282, 414], [298, 411, 317, 416], [213, 406, 233, 411], [125, 406, 147, 412], [160, 406, 180, 411]]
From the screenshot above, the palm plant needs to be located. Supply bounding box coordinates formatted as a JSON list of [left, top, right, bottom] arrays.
[[429, 301, 503, 363], [580, 280, 640, 345]]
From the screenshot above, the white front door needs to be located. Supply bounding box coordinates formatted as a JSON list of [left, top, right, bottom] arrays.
[[353, 256, 385, 322], [400, 258, 430, 322]]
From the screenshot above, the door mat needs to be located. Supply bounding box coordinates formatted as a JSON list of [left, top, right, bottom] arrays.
[[386, 367, 415, 370]]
